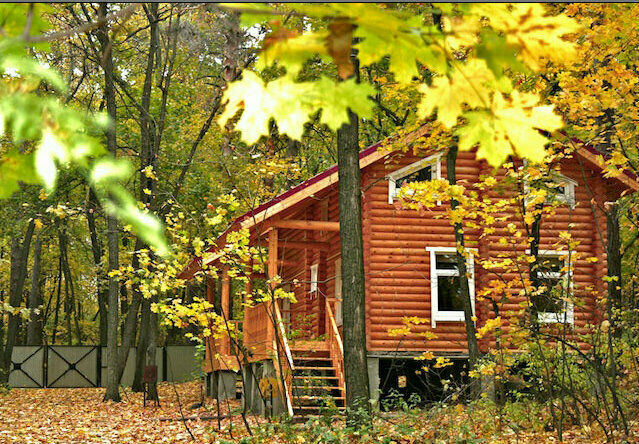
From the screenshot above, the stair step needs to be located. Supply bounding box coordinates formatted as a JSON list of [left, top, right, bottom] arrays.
[[292, 385, 339, 390], [290, 341, 329, 352], [294, 395, 345, 401], [293, 356, 332, 361], [295, 366, 336, 371], [293, 375, 337, 380]]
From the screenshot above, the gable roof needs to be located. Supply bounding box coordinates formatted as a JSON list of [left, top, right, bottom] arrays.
[[178, 127, 639, 279]]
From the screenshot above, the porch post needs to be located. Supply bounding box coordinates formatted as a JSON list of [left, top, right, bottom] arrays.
[[221, 266, 230, 355], [267, 229, 278, 347]]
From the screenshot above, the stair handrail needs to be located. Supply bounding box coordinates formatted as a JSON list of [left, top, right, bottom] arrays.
[[273, 300, 295, 417], [274, 301, 295, 370], [325, 298, 345, 394]]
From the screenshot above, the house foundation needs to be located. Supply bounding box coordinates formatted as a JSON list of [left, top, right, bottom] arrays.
[[207, 370, 237, 400], [241, 361, 286, 417]]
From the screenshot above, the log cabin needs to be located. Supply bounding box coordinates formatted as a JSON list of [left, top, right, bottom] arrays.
[[179, 125, 639, 416]]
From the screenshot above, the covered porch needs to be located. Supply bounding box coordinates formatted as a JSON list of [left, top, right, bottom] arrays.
[[203, 218, 346, 416]]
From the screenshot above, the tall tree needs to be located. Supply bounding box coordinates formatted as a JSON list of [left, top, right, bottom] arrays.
[[0, 219, 35, 383], [445, 145, 480, 375], [96, 2, 122, 402], [26, 234, 43, 345], [337, 54, 370, 420]]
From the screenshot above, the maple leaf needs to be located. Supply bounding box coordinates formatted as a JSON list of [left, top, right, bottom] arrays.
[[417, 59, 495, 128], [257, 30, 330, 76], [457, 91, 564, 166], [355, 14, 446, 83], [218, 71, 375, 144], [473, 3, 580, 69]]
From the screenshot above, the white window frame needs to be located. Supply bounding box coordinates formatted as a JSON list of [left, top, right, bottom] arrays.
[[309, 263, 319, 296], [334, 258, 342, 326], [388, 154, 442, 204], [426, 246, 475, 328], [522, 166, 577, 209], [550, 174, 577, 208], [530, 249, 575, 325]]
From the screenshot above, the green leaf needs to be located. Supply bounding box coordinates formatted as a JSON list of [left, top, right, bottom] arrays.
[[0, 150, 37, 198], [457, 91, 564, 166], [475, 29, 526, 88], [35, 130, 69, 190], [316, 77, 376, 131], [418, 59, 495, 128], [1, 53, 67, 92], [257, 31, 330, 76], [350, 6, 446, 83], [219, 71, 375, 143], [90, 158, 133, 184], [103, 186, 170, 257]]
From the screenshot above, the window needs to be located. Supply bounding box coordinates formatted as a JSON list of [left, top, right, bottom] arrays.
[[388, 154, 442, 204], [427, 247, 475, 328], [542, 174, 576, 208], [334, 258, 342, 326], [533, 251, 574, 324], [309, 263, 319, 299], [522, 166, 577, 209]]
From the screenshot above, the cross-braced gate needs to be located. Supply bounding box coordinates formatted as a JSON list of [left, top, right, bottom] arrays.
[[9, 346, 45, 388], [46, 346, 100, 388]]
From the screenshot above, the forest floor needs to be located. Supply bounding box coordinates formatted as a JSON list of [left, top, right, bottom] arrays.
[[0, 381, 243, 444], [0, 382, 631, 443]]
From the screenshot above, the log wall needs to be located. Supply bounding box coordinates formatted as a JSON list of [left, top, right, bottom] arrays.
[[242, 148, 618, 356]]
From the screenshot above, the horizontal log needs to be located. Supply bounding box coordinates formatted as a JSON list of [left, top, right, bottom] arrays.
[[269, 219, 340, 231], [369, 340, 469, 349], [256, 239, 330, 251]]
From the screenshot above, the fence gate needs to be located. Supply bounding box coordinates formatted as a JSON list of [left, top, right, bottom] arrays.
[[8, 345, 198, 388], [9, 346, 45, 388], [46, 346, 100, 388]]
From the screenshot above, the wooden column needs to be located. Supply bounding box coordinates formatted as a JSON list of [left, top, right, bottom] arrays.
[[268, 229, 278, 347], [221, 266, 230, 355]]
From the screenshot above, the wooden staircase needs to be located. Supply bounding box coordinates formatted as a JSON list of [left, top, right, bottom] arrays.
[[290, 346, 345, 418], [285, 299, 345, 420]]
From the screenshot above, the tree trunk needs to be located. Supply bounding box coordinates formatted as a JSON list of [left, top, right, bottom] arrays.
[[606, 202, 622, 309], [58, 228, 73, 346], [446, 146, 480, 378], [0, 219, 36, 383], [26, 235, 43, 345], [86, 188, 108, 346], [132, 296, 151, 392], [51, 256, 63, 345], [97, 2, 121, 402], [116, 244, 143, 384], [146, 295, 160, 401], [337, 54, 370, 421]]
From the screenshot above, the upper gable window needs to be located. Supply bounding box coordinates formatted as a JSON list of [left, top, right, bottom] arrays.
[[522, 163, 577, 209], [543, 174, 576, 208], [388, 154, 442, 204]]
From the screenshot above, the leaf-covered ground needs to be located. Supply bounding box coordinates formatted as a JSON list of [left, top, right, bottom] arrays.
[[0, 381, 243, 444], [1, 383, 634, 443]]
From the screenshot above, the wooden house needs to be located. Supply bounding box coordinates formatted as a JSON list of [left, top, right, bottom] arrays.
[[180, 126, 638, 416]]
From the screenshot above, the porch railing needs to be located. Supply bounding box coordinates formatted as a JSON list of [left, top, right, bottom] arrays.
[[243, 302, 271, 361], [325, 298, 345, 396], [204, 319, 242, 372], [273, 300, 295, 417]]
